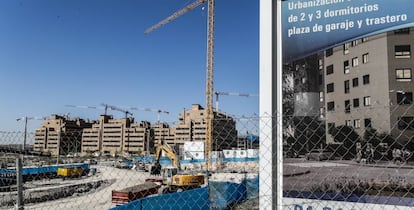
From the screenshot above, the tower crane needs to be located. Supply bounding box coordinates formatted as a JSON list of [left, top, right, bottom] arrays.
[[65, 104, 133, 118], [214, 91, 258, 111], [65, 104, 110, 116], [102, 103, 133, 119], [16, 116, 48, 154], [145, 0, 215, 171], [127, 107, 169, 123]]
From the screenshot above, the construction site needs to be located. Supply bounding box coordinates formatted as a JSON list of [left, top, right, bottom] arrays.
[[0, 0, 260, 209], [0, 145, 259, 209]]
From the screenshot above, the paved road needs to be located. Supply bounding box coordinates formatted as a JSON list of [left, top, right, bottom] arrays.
[[283, 158, 414, 192]]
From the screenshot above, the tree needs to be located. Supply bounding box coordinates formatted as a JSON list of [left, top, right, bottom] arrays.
[[282, 63, 295, 139], [293, 116, 326, 154], [363, 127, 378, 146], [331, 125, 360, 160]]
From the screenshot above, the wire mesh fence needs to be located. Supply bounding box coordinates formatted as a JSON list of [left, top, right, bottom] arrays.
[[282, 103, 414, 209], [2, 110, 414, 209], [0, 115, 260, 210]]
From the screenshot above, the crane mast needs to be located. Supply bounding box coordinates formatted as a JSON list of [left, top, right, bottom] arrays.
[[145, 0, 215, 171], [205, 0, 215, 171]]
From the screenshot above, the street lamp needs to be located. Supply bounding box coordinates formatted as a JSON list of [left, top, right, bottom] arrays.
[[16, 116, 46, 157]]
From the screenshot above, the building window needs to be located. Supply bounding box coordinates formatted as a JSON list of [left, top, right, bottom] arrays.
[[397, 92, 413, 105], [352, 78, 359, 87], [396, 68, 412, 82], [352, 57, 359, 67], [363, 74, 370, 85], [326, 48, 333, 57], [395, 28, 410, 34], [326, 64, 334, 75], [345, 120, 352, 126], [344, 60, 350, 74], [344, 80, 350, 94], [395, 45, 411, 58], [362, 53, 369, 64], [364, 118, 372, 128], [345, 100, 351, 113], [327, 83, 334, 93], [343, 43, 350, 54], [319, 59, 323, 70], [352, 39, 361, 46], [364, 96, 371, 106], [354, 119, 361, 129], [398, 116, 414, 130], [327, 101, 335, 111], [320, 107, 325, 119], [353, 98, 360, 108]]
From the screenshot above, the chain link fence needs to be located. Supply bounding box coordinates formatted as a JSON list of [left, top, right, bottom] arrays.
[[0, 115, 260, 210], [2, 110, 414, 209], [282, 101, 414, 209]]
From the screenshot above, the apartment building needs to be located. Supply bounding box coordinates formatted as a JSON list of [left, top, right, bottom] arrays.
[[173, 104, 238, 154], [289, 55, 326, 153], [34, 114, 92, 156], [323, 27, 414, 144], [35, 104, 239, 157], [151, 122, 175, 151], [81, 115, 151, 156]]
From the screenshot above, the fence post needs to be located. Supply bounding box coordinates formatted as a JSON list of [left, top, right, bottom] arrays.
[[16, 157, 24, 210]]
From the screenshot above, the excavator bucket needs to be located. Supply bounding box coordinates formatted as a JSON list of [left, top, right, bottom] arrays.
[[150, 162, 162, 175]]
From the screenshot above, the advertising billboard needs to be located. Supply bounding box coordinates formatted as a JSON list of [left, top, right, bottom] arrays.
[[260, 0, 414, 209]]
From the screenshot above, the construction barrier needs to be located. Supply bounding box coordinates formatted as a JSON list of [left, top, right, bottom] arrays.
[[110, 175, 260, 210], [209, 181, 247, 209], [110, 187, 210, 210]]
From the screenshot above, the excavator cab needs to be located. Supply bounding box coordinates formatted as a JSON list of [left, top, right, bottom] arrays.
[[160, 166, 204, 193], [161, 166, 178, 185], [151, 139, 179, 176]]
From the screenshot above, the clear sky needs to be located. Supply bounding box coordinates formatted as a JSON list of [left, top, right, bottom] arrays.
[[0, 0, 259, 133]]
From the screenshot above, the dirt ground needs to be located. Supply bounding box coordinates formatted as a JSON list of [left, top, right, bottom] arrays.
[[2, 161, 260, 210], [24, 166, 150, 210]]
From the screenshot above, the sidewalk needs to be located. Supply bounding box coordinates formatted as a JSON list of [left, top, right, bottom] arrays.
[[283, 158, 414, 177], [332, 159, 414, 170]]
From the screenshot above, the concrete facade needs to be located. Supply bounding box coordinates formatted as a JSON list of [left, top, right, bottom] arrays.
[[34, 115, 92, 156], [81, 115, 151, 156], [290, 55, 326, 153], [35, 104, 238, 157], [323, 28, 414, 143], [173, 104, 238, 154]]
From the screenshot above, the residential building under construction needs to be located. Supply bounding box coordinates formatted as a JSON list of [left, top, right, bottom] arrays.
[[34, 104, 238, 157]]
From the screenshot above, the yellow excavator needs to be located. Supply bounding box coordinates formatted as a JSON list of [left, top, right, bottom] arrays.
[[150, 140, 205, 193]]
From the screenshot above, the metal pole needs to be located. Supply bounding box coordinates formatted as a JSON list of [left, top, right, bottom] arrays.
[[146, 129, 150, 156], [56, 130, 60, 165], [16, 157, 24, 210], [23, 117, 27, 152]]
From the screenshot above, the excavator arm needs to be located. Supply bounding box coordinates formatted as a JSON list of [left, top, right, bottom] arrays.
[[161, 143, 179, 168], [150, 141, 179, 175]]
